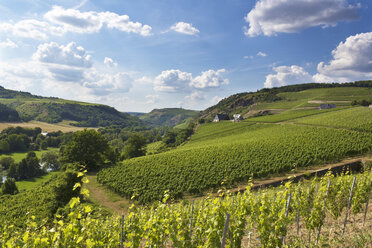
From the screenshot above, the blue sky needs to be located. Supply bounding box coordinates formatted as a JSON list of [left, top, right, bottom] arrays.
[[0, 0, 371, 112]]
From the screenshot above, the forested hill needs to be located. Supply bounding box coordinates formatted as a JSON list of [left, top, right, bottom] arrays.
[[0, 86, 144, 128], [200, 80, 372, 120], [140, 108, 200, 127]]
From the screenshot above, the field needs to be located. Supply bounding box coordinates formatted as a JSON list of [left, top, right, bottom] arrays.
[[98, 116, 372, 203], [0, 120, 93, 133], [0, 147, 59, 163], [15, 171, 61, 191]]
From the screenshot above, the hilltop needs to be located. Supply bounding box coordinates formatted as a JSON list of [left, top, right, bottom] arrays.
[[0, 86, 143, 128], [200, 80, 372, 120], [140, 108, 200, 127]]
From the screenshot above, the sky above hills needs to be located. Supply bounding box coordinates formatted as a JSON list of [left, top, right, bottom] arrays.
[[0, 0, 371, 112]]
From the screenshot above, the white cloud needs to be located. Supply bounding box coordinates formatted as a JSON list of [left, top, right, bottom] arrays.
[[185, 91, 205, 101], [83, 70, 133, 95], [313, 32, 372, 82], [154, 69, 192, 92], [170, 22, 200, 35], [44, 6, 152, 36], [190, 69, 230, 89], [145, 94, 159, 104], [153, 68, 230, 92], [44, 6, 102, 33], [243, 55, 253, 59], [0, 6, 152, 40], [257, 51, 267, 57], [0, 38, 17, 48], [244, 0, 359, 37], [99, 11, 152, 36], [33, 42, 92, 68], [264, 65, 312, 88], [104, 57, 118, 67], [0, 19, 63, 40]]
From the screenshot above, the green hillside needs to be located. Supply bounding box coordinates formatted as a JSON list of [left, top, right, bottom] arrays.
[[140, 108, 200, 127], [0, 86, 143, 128], [98, 82, 372, 203], [201, 81, 372, 120]]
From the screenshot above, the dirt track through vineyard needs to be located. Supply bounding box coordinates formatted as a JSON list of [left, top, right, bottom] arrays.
[[86, 156, 371, 213]]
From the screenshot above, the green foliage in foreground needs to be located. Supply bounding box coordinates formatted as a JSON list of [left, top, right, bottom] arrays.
[[98, 123, 372, 203], [295, 106, 372, 132], [0, 170, 81, 228], [1, 170, 371, 247]]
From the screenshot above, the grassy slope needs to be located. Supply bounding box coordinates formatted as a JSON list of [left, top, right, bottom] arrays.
[[0, 120, 93, 132], [16, 171, 61, 191], [0, 86, 143, 128], [98, 86, 372, 203], [252, 87, 372, 110]]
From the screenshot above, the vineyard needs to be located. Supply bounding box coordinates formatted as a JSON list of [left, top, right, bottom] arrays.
[[245, 107, 347, 123], [98, 121, 372, 203], [1, 169, 371, 247], [294, 107, 372, 132]]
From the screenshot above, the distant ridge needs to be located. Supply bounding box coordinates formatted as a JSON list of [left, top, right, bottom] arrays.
[[0, 86, 144, 128], [140, 108, 200, 127]]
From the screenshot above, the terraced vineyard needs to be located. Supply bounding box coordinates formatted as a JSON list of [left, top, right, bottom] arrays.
[[98, 120, 372, 203], [245, 107, 347, 123], [294, 107, 372, 132]]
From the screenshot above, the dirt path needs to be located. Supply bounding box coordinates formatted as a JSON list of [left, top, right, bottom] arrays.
[[230, 156, 371, 194], [84, 174, 131, 215], [87, 156, 371, 213]]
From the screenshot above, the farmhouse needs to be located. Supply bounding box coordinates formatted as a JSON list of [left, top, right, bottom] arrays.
[[213, 114, 229, 122], [318, 104, 336, 110]]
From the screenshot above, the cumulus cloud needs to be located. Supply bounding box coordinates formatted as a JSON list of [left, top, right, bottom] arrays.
[[313, 32, 372, 82], [190, 69, 230, 89], [0, 19, 63, 40], [0, 6, 152, 40], [170, 22, 200, 35], [44, 6, 152, 36], [33, 42, 92, 68], [0, 38, 17, 48], [257, 51, 267, 57], [244, 0, 359, 37], [154, 69, 192, 92], [104, 57, 118, 67], [185, 91, 205, 101], [153, 69, 229, 92], [83, 71, 133, 95], [264, 65, 312, 88]]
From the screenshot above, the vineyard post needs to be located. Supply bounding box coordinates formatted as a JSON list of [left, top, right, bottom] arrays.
[[120, 214, 124, 248], [282, 193, 292, 245], [342, 176, 356, 236], [362, 194, 370, 227], [220, 213, 230, 248], [296, 188, 300, 236], [190, 200, 194, 239], [315, 178, 331, 245]]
